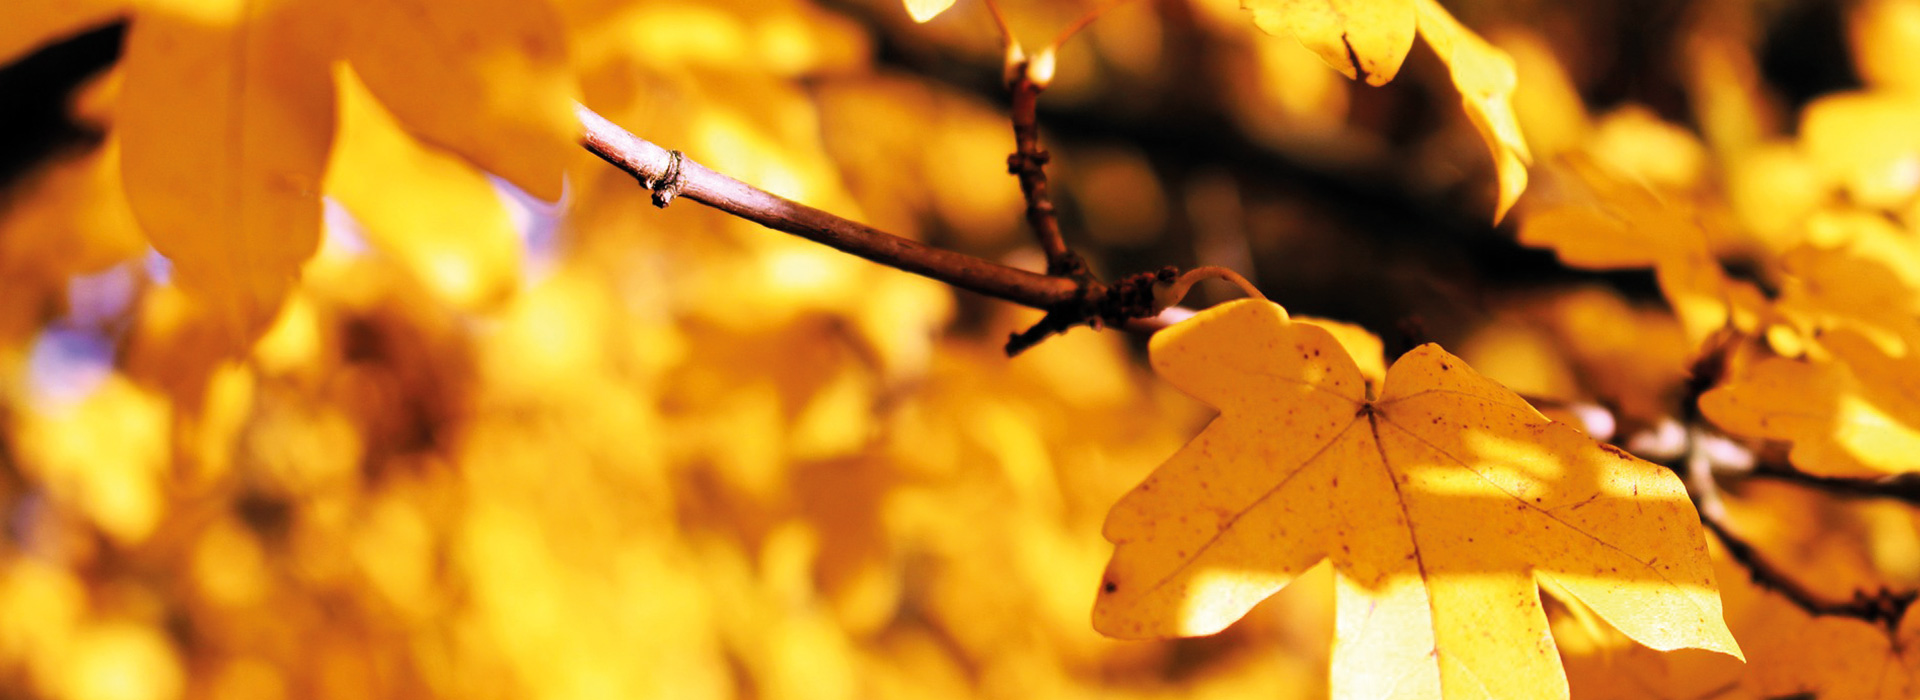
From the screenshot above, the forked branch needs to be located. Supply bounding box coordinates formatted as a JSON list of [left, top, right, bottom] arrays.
[[578, 104, 1079, 310], [577, 104, 1186, 353]]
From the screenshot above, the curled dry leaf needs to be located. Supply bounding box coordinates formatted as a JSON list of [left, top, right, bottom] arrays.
[[1095, 299, 1740, 699]]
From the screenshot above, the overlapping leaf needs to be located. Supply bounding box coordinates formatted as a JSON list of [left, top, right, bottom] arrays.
[[1096, 299, 1740, 699], [118, 0, 336, 349], [1243, 0, 1531, 220], [1701, 330, 1920, 477]]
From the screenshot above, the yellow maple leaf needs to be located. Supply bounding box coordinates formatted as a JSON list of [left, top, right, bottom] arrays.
[[119, 0, 336, 350], [1094, 299, 1741, 699]]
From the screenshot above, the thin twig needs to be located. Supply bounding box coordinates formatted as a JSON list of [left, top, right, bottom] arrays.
[[1005, 63, 1086, 278], [1745, 461, 1920, 504], [982, 0, 1014, 49], [1672, 405, 1917, 628], [577, 104, 1079, 309], [1700, 513, 1914, 630], [578, 104, 1191, 354]]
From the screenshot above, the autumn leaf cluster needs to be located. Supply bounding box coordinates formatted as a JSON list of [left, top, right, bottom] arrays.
[[4, 0, 1920, 699]]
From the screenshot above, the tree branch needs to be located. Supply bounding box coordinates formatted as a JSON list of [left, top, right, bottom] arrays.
[[1005, 63, 1086, 279], [1745, 461, 1920, 504], [578, 103, 1194, 355], [1700, 512, 1914, 630], [577, 103, 1080, 311]]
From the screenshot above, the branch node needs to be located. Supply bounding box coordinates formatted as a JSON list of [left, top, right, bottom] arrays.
[[1004, 266, 1178, 356], [649, 149, 687, 208]]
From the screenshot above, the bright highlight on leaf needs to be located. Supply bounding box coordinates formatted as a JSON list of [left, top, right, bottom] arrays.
[[1241, 0, 1530, 222], [904, 0, 959, 23], [1096, 299, 1740, 699], [1241, 0, 1417, 86], [1702, 330, 1920, 477], [1415, 0, 1532, 223]]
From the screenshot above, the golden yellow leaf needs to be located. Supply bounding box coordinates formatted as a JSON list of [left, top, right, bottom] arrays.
[[904, 0, 959, 23], [1095, 299, 1740, 699], [1852, 0, 1920, 94], [0, 0, 124, 66], [1415, 0, 1531, 222], [1518, 165, 1773, 345], [339, 0, 578, 201], [1241, 0, 1417, 86], [1701, 329, 1920, 477], [326, 66, 524, 311], [1800, 92, 1920, 210], [118, 0, 335, 349]]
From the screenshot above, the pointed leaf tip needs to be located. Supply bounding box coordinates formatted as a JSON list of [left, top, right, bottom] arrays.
[[905, 0, 959, 23]]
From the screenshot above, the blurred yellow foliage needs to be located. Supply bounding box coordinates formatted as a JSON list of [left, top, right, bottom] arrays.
[[6, 0, 1920, 698]]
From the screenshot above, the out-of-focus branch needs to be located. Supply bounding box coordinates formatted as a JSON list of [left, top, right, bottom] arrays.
[[577, 104, 1080, 310], [1745, 461, 1920, 504], [1700, 513, 1915, 630]]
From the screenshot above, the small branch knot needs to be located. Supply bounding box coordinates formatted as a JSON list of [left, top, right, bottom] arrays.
[[1007, 150, 1051, 174], [648, 150, 687, 208], [1003, 266, 1179, 356]]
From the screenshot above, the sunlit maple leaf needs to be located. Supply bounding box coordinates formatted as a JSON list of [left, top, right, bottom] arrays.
[[1095, 299, 1741, 699]]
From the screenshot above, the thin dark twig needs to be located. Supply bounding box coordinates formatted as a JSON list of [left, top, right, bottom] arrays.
[[1699, 513, 1914, 630], [577, 103, 1183, 354], [1005, 65, 1087, 279], [1745, 461, 1920, 504], [577, 104, 1079, 310]]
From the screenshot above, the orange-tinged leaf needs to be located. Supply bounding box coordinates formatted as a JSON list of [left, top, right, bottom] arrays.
[[1801, 92, 1920, 210], [1701, 330, 1920, 477], [326, 66, 524, 311], [119, 0, 335, 349], [1, 0, 124, 66], [1241, 0, 1418, 86], [1852, 0, 1920, 94], [1095, 299, 1739, 699], [340, 0, 577, 201], [904, 0, 959, 23], [1415, 0, 1531, 222]]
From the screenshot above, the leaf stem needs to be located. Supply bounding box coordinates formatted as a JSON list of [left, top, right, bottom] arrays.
[[1157, 265, 1265, 310]]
